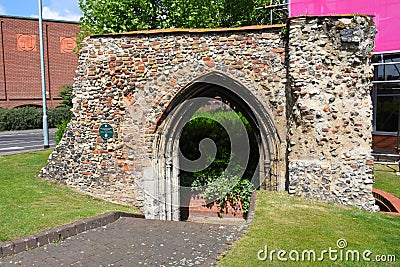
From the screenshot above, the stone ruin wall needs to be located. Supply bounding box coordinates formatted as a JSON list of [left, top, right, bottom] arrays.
[[287, 16, 377, 211], [41, 25, 288, 210], [40, 15, 378, 214]]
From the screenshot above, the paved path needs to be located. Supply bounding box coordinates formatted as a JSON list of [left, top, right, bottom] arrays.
[[0, 129, 56, 156], [0, 217, 244, 267]]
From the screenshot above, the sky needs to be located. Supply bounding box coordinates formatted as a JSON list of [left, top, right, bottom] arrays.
[[0, 0, 81, 22]]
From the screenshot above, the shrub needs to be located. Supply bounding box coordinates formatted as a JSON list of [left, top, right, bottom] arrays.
[[0, 108, 11, 131], [7, 106, 42, 130], [179, 109, 258, 180], [47, 107, 72, 128], [58, 84, 73, 108], [55, 119, 70, 144], [191, 174, 255, 214], [52, 84, 73, 143], [0, 106, 71, 131]]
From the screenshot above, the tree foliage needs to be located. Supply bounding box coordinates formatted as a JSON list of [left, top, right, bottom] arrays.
[[179, 109, 259, 187], [54, 84, 73, 144], [78, 0, 285, 40], [79, 0, 158, 34], [58, 84, 73, 108]]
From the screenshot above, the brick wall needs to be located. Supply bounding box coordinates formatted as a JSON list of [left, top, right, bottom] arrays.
[[0, 16, 78, 108]]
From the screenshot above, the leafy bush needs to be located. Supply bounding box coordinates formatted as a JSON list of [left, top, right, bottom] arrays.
[[0, 106, 71, 131], [192, 174, 255, 214], [1, 106, 42, 130], [55, 119, 70, 144], [58, 84, 73, 108], [0, 108, 11, 131], [230, 179, 255, 213], [53, 84, 73, 143], [47, 107, 72, 128]]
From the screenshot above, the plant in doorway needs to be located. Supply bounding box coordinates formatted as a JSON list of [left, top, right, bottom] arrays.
[[191, 174, 254, 217], [179, 109, 258, 219]]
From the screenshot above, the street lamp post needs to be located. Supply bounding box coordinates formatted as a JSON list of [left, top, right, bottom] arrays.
[[38, 0, 49, 149]]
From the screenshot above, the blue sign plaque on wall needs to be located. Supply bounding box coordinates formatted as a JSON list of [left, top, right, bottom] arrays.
[[99, 124, 114, 140]]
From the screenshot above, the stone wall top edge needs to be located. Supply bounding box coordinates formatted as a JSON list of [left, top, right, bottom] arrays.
[[288, 14, 375, 20], [90, 24, 286, 38]]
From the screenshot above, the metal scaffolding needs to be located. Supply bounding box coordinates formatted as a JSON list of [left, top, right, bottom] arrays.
[[256, 0, 289, 25]]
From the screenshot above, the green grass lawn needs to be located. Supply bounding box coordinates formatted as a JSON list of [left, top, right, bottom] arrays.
[[0, 150, 140, 242], [217, 191, 400, 266], [217, 168, 400, 267], [2, 150, 399, 266], [374, 164, 400, 198]]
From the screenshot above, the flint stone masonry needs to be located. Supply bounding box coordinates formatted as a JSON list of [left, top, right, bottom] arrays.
[[40, 15, 379, 220], [287, 16, 377, 211]]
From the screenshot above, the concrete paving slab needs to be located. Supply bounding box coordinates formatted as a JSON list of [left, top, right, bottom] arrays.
[[0, 217, 244, 266]]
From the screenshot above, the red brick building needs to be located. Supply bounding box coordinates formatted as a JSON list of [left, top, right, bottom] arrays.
[[0, 15, 79, 108]]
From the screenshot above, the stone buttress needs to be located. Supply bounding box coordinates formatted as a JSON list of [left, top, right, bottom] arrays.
[[287, 16, 378, 211]]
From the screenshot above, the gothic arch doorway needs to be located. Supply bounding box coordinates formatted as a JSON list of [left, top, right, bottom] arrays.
[[149, 72, 281, 220]]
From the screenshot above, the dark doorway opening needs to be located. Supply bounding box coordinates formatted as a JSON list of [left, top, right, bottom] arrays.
[[153, 72, 279, 221], [175, 84, 261, 221]]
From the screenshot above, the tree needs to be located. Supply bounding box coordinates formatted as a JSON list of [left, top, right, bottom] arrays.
[[161, 0, 223, 28], [78, 0, 286, 40], [78, 0, 160, 44], [220, 0, 258, 27], [58, 84, 73, 108]]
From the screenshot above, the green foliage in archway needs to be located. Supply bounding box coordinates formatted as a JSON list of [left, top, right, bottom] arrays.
[[179, 109, 259, 213]]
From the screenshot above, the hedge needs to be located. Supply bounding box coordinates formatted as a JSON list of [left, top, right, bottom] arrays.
[[0, 106, 72, 131]]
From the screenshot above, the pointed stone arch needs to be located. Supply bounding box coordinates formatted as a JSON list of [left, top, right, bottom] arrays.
[[144, 71, 283, 220]]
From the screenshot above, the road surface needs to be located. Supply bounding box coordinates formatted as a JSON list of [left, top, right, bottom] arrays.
[[0, 129, 56, 156]]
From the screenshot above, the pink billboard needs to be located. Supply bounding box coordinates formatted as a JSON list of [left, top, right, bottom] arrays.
[[289, 0, 400, 52]]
